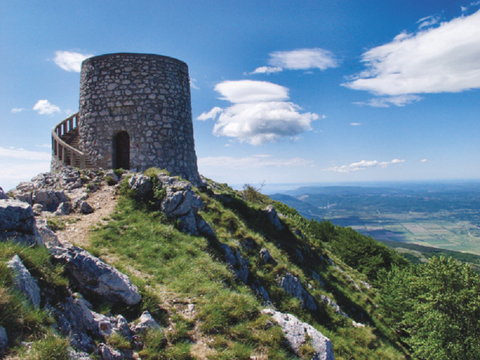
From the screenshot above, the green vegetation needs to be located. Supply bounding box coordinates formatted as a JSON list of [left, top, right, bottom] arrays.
[[376, 257, 480, 360], [6, 174, 479, 359], [0, 242, 69, 359]]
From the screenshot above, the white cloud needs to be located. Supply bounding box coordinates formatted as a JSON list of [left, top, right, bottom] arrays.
[[33, 100, 61, 115], [326, 159, 405, 173], [215, 80, 289, 103], [417, 14, 441, 29], [250, 66, 283, 75], [197, 107, 223, 121], [420, 158, 429, 162], [344, 10, 480, 96], [268, 48, 339, 71], [212, 102, 318, 145], [11, 108, 26, 113], [354, 95, 422, 107], [198, 156, 313, 169], [350, 123, 361, 126], [53, 51, 93, 72], [190, 78, 200, 90], [199, 80, 320, 145]]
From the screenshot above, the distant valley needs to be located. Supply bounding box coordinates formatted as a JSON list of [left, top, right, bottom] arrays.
[[270, 181, 480, 256]]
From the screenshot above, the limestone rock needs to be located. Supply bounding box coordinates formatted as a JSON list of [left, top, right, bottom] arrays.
[[55, 201, 73, 216], [261, 309, 335, 360], [32, 189, 69, 212], [0, 187, 7, 200], [78, 200, 94, 214], [319, 295, 348, 318], [0, 326, 8, 352], [68, 348, 92, 360], [132, 311, 161, 333], [252, 280, 271, 303], [263, 205, 283, 231], [128, 174, 152, 198], [98, 343, 133, 360], [49, 244, 141, 305], [277, 273, 316, 311], [311, 271, 325, 287], [221, 243, 249, 284], [36, 218, 62, 246], [259, 248, 276, 264], [7, 255, 41, 308], [0, 199, 43, 246]]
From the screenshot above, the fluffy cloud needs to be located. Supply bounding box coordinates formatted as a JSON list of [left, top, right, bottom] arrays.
[[354, 95, 422, 107], [197, 80, 320, 145], [215, 80, 289, 103], [54, 51, 93, 72], [33, 100, 61, 115], [11, 108, 26, 113], [344, 10, 480, 96], [420, 158, 429, 163], [326, 159, 405, 173], [250, 48, 338, 75]]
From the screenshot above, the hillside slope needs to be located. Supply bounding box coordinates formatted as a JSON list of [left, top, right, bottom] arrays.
[[0, 168, 410, 359]]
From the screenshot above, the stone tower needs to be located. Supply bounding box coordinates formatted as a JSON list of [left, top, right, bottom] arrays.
[[77, 53, 201, 185]]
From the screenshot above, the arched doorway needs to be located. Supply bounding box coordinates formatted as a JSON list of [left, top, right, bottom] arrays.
[[113, 131, 130, 170]]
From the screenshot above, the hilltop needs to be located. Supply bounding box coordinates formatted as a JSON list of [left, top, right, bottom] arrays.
[[1, 168, 479, 359]]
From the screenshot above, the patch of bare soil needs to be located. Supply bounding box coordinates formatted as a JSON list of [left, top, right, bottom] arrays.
[[55, 185, 118, 248]]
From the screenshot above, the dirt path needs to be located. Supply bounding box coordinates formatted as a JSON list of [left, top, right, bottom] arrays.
[[55, 185, 118, 248]]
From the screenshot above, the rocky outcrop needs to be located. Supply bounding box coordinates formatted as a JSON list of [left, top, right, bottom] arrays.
[[262, 309, 335, 360], [263, 205, 283, 231], [0, 326, 8, 353], [277, 273, 317, 311], [7, 255, 41, 308], [259, 248, 276, 264], [312, 271, 325, 287], [128, 173, 153, 198], [221, 243, 249, 284], [49, 244, 141, 305], [132, 311, 161, 333], [0, 187, 7, 200], [98, 343, 133, 360], [0, 199, 43, 246], [36, 219, 61, 246], [128, 173, 215, 237]]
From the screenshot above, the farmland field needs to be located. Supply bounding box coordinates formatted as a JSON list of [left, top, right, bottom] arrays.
[[270, 181, 480, 255]]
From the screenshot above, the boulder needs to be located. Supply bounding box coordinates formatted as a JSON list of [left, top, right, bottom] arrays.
[[49, 244, 141, 305], [128, 174, 152, 198], [132, 311, 161, 333], [277, 273, 316, 311], [0, 199, 43, 246], [32, 189, 69, 212], [261, 309, 335, 360], [0, 187, 7, 200], [259, 248, 276, 264], [7, 255, 41, 308], [55, 201, 73, 216], [98, 343, 133, 360], [251, 280, 271, 303], [220, 243, 249, 284], [311, 271, 325, 287], [36, 219, 62, 246], [0, 326, 8, 353], [263, 205, 283, 231], [78, 200, 94, 214], [68, 348, 92, 360]]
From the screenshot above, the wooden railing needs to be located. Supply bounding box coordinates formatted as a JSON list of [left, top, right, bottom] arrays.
[[51, 112, 87, 168]]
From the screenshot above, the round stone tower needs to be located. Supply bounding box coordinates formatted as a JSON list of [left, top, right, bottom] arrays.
[[78, 53, 201, 185]]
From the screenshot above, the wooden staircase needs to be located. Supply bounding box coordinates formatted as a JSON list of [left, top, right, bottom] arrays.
[[52, 113, 94, 169]]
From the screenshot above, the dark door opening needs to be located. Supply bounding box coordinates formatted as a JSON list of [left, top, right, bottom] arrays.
[[113, 131, 130, 170]]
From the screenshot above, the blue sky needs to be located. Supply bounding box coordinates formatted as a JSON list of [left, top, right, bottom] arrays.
[[1, 0, 480, 191]]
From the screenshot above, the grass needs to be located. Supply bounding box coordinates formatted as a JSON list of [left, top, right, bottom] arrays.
[[84, 176, 410, 359]]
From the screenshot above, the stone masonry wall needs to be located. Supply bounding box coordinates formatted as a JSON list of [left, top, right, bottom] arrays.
[[78, 53, 201, 185]]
